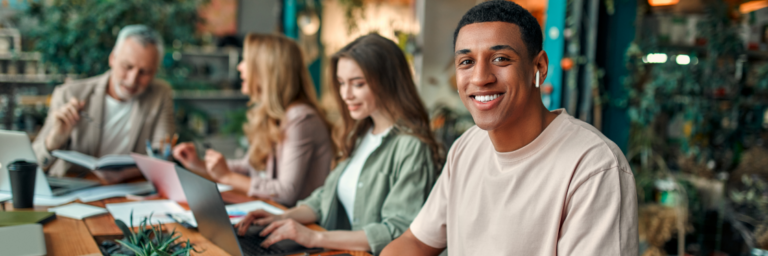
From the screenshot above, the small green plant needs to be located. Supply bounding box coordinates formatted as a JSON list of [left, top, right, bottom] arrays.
[[106, 211, 199, 256]]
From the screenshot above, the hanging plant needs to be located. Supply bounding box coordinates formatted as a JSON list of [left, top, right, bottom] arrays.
[[338, 0, 365, 33], [22, 0, 205, 77]]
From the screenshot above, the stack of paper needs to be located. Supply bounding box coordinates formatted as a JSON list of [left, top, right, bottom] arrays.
[[160, 200, 286, 228], [48, 203, 108, 220], [0, 191, 79, 207], [106, 200, 186, 226], [76, 182, 154, 203], [225, 200, 285, 224], [0, 182, 155, 207]]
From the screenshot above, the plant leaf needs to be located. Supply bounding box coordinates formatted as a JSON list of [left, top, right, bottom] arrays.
[[117, 239, 145, 255], [114, 218, 135, 244]]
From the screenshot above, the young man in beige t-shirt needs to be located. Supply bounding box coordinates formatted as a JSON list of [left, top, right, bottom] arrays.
[[381, 1, 639, 255]]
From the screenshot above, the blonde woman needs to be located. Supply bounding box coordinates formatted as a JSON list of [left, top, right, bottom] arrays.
[[173, 34, 334, 207], [234, 34, 443, 255]]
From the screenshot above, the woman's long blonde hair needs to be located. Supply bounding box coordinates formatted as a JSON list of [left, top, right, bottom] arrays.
[[242, 34, 329, 170]]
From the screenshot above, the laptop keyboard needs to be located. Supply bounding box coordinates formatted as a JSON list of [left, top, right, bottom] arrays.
[[238, 236, 287, 255], [235, 228, 290, 255]]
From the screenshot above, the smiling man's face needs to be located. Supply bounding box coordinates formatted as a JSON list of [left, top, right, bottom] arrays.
[[455, 21, 537, 131], [108, 37, 159, 101]]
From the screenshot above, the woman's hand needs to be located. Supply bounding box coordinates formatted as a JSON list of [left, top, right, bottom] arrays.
[[204, 149, 232, 182], [172, 143, 205, 173], [235, 209, 285, 236], [259, 219, 322, 248]]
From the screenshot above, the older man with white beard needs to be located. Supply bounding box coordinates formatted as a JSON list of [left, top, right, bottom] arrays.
[[32, 25, 174, 184]]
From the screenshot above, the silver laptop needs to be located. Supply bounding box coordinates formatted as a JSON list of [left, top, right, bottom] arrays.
[[0, 130, 99, 196], [175, 166, 323, 256]]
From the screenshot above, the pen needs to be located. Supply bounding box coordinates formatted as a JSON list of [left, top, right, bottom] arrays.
[[158, 136, 165, 158], [163, 144, 172, 160], [75, 98, 92, 122], [79, 111, 93, 122], [146, 140, 155, 158], [166, 213, 194, 229]]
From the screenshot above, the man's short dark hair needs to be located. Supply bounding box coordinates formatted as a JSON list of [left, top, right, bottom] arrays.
[[453, 0, 543, 59]]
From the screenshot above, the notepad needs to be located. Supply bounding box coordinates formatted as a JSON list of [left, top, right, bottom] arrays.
[[0, 224, 47, 256], [48, 203, 108, 220], [0, 211, 56, 227]]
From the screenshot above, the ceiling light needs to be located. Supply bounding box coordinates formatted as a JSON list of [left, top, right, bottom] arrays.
[[645, 53, 668, 64], [649, 0, 679, 6]]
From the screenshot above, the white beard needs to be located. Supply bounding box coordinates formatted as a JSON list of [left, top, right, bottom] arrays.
[[112, 81, 134, 101]]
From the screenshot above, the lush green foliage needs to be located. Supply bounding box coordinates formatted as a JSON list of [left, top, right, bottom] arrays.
[[23, 0, 203, 77], [625, 3, 768, 170]]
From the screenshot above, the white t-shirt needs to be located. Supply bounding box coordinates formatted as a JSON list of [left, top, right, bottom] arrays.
[[98, 95, 134, 156], [410, 109, 639, 255], [337, 127, 391, 224]]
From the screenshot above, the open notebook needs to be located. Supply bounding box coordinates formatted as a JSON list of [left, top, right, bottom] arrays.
[[52, 150, 135, 170]]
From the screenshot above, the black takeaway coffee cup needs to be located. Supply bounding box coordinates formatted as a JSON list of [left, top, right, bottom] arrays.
[[7, 160, 38, 208]]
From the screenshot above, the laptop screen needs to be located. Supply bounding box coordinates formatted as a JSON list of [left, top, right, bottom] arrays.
[[175, 166, 243, 256]]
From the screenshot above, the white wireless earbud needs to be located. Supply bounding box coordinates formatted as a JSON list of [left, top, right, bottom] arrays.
[[535, 71, 540, 88]]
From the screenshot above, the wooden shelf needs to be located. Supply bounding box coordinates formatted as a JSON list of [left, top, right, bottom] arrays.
[[0, 52, 42, 61], [172, 90, 249, 100], [18, 95, 49, 106], [0, 74, 64, 83]]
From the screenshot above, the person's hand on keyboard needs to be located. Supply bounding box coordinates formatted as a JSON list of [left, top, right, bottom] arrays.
[[258, 219, 320, 249], [236, 224, 265, 237], [235, 209, 285, 236]]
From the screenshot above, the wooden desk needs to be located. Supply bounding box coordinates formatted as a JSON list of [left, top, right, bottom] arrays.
[[43, 215, 102, 256], [4, 190, 371, 256]]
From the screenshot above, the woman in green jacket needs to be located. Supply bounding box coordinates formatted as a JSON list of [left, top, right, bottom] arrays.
[[235, 33, 444, 255]]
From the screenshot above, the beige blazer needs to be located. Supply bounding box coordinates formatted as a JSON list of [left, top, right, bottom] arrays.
[[226, 104, 333, 207], [32, 71, 175, 176]]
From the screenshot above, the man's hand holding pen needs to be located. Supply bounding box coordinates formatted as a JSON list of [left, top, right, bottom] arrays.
[[46, 97, 86, 152]]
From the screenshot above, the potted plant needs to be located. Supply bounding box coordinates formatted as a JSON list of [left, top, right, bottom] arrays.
[[100, 212, 199, 256]]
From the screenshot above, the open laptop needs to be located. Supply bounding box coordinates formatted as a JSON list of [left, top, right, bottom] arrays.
[[0, 130, 99, 196], [131, 153, 187, 203], [175, 166, 323, 256]]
